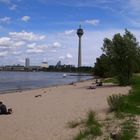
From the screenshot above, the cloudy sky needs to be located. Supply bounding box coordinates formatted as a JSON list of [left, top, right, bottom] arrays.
[[0, 0, 140, 66]]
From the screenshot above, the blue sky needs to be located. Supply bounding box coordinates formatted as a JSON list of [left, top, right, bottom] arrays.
[[0, 0, 140, 66]]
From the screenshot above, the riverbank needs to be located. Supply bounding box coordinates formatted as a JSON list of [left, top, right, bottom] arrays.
[[0, 79, 130, 140]]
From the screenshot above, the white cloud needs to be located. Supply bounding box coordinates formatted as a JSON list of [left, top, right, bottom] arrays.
[[10, 4, 17, 10], [12, 51, 21, 55], [0, 17, 11, 24], [64, 30, 75, 35], [0, 51, 8, 57], [27, 43, 47, 50], [21, 16, 30, 22], [0, 37, 11, 46], [0, 37, 26, 48], [0, 0, 17, 10], [27, 43, 36, 48], [14, 41, 26, 47], [58, 56, 65, 59], [9, 31, 46, 42], [0, 31, 47, 65], [27, 49, 44, 53], [26, 43, 47, 54], [85, 19, 100, 25], [0, 31, 47, 63], [50, 49, 57, 53], [38, 44, 48, 49], [66, 53, 73, 59], [52, 42, 61, 48], [18, 59, 25, 63]]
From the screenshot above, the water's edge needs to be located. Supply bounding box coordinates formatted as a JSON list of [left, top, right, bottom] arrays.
[[0, 72, 93, 94]]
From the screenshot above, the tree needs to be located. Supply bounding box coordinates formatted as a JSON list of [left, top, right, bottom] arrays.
[[94, 54, 111, 78], [102, 29, 140, 85]]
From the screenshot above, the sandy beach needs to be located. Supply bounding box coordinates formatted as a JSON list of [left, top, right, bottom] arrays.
[[0, 80, 131, 140]]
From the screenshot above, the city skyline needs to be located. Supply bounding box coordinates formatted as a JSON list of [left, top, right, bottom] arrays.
[[0, 0, 140, 66]]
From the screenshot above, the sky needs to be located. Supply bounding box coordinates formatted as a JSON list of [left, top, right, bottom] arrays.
[[0, 0, 140, 66]]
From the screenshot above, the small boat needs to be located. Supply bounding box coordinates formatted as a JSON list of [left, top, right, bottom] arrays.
[[63, 73, 67, 78]]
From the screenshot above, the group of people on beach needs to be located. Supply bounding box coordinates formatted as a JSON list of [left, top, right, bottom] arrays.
[[88, 79, 103, 89], [0, 101, 12, 115]]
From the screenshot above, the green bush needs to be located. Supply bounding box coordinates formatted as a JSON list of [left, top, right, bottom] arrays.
[[107, 94, 125, 112]]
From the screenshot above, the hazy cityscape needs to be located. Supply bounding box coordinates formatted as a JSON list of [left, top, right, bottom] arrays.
[[0, 58, 76, 71]]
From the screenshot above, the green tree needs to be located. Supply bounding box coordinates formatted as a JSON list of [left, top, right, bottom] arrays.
[[102, 29, 140, 85], [94, 54, 111, 78]]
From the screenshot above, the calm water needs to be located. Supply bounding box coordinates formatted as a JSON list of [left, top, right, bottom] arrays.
[[0, 72, 93, 93]]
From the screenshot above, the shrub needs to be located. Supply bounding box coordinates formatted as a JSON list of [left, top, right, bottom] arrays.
[[107, 94, 125, 112]]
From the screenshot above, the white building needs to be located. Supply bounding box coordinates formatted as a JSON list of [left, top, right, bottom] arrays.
[[41, 62, 48, 68]]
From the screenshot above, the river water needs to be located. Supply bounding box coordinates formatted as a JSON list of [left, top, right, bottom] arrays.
[[0, 72, 93, 93]]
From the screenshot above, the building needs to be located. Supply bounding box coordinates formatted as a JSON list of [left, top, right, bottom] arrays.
[[25, 58, 30, 68], [4, 65, 24, 71], [12, 65, 25, 71], [41, 62, 49, 68], [56, 60, 61, 68]]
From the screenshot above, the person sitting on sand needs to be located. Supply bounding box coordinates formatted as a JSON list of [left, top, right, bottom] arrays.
[[0, 101, 12, 115], [96, 81, 103, 86]]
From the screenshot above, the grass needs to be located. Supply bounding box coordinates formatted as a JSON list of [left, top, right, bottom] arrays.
[[119, 75, 140, 114], [67, 111, 102, 140], [68, 75, 140, 140], [106, 75, 140, 115], [103, 77, 118, 84], [120, 116, 138, 140], [106, 74, 140, 140], [107, 94, 125, 112]]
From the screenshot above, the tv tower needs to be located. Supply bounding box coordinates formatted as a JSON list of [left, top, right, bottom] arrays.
[[77, 25, 84, 67]]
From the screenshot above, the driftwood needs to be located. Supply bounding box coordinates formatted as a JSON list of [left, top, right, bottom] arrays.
[[35, 95, 42, 98]]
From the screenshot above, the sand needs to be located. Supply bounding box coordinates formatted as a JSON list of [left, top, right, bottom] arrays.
[[0, 80, 131, 140]]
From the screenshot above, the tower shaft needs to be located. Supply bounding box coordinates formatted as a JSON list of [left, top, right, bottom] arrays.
[[78, 36, 82, 67], [77, 25, 84, 68]]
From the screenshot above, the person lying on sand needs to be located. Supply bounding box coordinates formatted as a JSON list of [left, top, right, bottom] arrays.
[[88, 84, 97, 89], [0, 101, 13, 115], [93, 79, 103, 86]]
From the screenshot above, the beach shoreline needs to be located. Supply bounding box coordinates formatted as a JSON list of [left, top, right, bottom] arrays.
[[0, 79, 131, 140], [0, 71, 93, 94], [0, 78, 94, 94]]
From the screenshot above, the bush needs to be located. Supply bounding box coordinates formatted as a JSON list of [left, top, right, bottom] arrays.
[[107, 94, 125, 112]]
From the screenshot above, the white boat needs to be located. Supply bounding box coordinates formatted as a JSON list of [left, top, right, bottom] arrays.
[[63, 73, 67, 78]]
